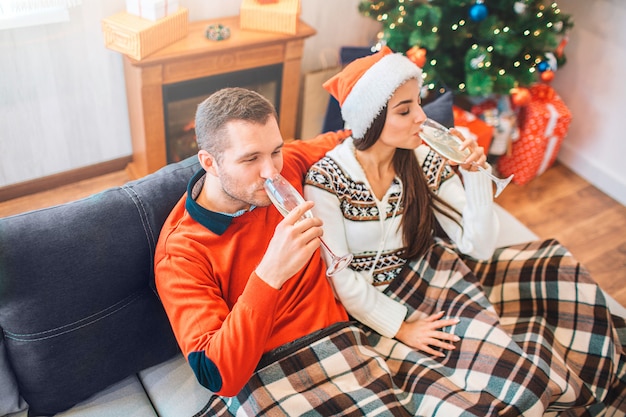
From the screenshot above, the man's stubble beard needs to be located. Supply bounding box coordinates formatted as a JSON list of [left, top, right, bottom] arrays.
[[219, 173, 272, 209]]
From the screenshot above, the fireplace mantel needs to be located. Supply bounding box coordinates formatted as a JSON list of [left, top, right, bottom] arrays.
[[122, 15, 316, 178]]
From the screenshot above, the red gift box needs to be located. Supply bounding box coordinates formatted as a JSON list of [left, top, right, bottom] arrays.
[[497, 85, 572, 185], [453, 105, 494, 153]]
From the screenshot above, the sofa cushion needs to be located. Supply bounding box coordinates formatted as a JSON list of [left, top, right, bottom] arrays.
[[8, 375, 159, 417], [423, 90, 454, 128], [139, 354, 213, 417], [0, 156, 200, 416]]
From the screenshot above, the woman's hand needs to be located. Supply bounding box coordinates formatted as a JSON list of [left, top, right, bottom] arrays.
[[449, 128, 487, 171], [395, 311, 461, 357]]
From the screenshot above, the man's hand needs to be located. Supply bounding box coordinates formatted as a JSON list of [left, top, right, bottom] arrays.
[[255, 201, 323, 289]]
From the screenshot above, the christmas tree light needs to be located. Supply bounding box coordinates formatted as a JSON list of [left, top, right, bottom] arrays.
[[359, 0, 573, 97]]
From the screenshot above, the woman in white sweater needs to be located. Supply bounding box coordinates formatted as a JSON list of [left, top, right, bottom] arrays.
[[304, 47, 626, 414], [304, 46, 499, 356]]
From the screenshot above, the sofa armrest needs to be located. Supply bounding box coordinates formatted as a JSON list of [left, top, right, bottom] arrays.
[[0, 156, 200, 415], [5, 375, 156, 417], [139, 354, 213, 417], [494, 203, 538, 247]]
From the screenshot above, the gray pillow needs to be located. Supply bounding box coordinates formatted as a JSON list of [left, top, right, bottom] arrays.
[[423, 91, 454, 128], [0, 156, 200, 415]]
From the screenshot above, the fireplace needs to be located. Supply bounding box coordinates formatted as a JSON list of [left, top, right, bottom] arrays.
[[163, 64, 282, 163], [119, 15, 315, 178]]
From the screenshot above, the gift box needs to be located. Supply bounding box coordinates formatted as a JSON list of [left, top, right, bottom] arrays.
[[452, 105, 494, 153], [469, 96, 519, 156], [101, 7, 188, 61], [126, 0, 179, 21], [240, 0, 301, 34], [497, 84, 572, 185]]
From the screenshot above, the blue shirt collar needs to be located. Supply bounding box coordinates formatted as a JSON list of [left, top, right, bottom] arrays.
[[185, 169, 256, 235]]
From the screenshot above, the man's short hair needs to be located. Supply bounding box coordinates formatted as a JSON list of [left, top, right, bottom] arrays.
[[195, 87, 278, 161]]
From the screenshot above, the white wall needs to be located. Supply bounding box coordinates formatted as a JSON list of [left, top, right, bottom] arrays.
[[1, 0, 624, 206], [0, 0, 379, 187], [0, 2, 132, 186], [551, 0, 626, 205]]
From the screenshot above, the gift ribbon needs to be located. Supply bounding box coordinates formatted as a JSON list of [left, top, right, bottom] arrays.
[[536, 103, 560, 176]]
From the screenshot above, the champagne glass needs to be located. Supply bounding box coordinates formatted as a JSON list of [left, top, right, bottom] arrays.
[[264, 174, 353, 276], [419, 118, 514, 198]]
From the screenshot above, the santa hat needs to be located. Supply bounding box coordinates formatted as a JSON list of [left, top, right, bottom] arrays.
[[323, 46, 423, 139]]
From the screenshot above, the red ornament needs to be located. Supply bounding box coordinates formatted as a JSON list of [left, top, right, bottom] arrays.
[[510, 87, 531, 107], [406, 46, 427, 68], [540, 69, 555, 83], [555, 36, 569, 58]]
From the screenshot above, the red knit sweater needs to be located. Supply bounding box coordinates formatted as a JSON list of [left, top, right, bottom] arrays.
[[155, 132, 349, 396]]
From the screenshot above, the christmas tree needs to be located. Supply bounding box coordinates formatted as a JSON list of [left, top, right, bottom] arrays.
[[358, 0, 573, 98]]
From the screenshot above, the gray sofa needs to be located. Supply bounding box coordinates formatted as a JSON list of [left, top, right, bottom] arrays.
[[0, 156, 214, 417]]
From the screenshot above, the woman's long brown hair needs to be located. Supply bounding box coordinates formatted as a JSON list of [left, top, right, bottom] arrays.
[[353, 105, 461, 260]]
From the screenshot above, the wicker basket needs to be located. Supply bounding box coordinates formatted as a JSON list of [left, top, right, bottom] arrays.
[[101, 7, 188, 61], [240, 0, 300, 35]]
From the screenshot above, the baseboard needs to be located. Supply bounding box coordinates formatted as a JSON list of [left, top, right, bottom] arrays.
[[557, 143, 626, 206], [0, 156, 132, 203]]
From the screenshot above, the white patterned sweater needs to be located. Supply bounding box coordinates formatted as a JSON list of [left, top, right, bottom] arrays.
[[304, 138, 499, 338]]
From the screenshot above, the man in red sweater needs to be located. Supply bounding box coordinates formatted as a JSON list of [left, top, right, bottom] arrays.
[[155, 88, 349, 396]]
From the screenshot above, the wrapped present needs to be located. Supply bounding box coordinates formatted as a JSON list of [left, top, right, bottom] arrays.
[[497, 84, 572, 185], [101, 8, 188, 61], [452, 105, 494, 153], [240, 0, 301, 34], [471, 96, 519, 156], [481, 95, 519, 156], [126, 0, 179, 21], [470, 98, 498, 117]]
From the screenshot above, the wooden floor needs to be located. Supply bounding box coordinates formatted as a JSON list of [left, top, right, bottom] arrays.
[[1, 161, 625, 307]]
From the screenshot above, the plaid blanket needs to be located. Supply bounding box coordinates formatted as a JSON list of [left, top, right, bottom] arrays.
[[199, 239, 626, 416]]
